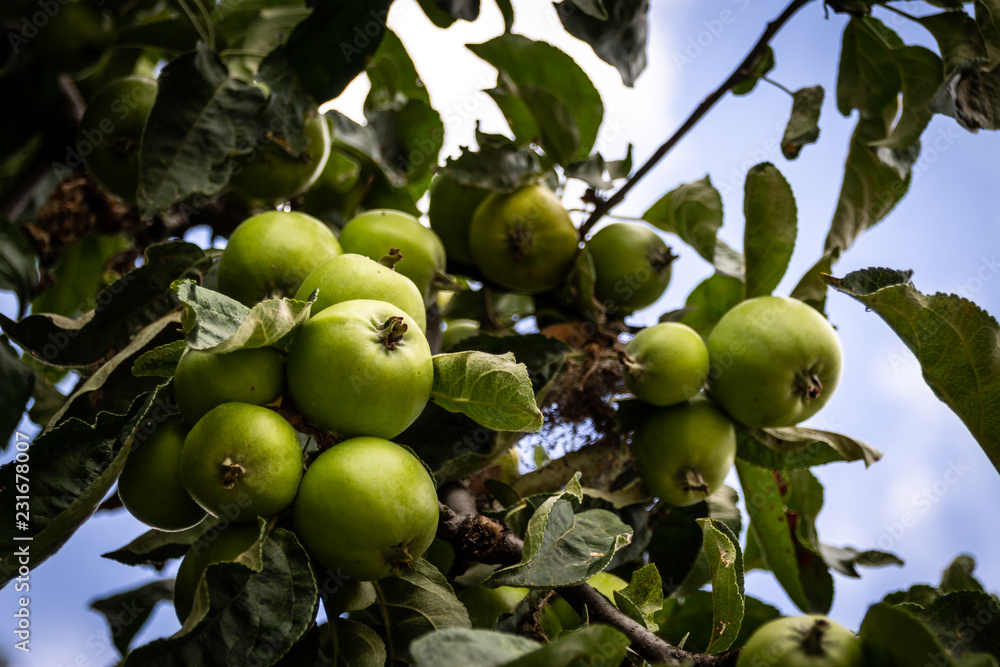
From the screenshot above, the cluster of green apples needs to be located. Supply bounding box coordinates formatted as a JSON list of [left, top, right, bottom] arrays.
[[621, 296, 843, 507], [117, 208, 454, 621]]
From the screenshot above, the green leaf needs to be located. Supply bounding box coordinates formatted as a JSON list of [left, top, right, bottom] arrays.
[[468, 33, 603, 161], [451, 334, 570, 395], [642, 176, 743, 278], [655, 592, 780, 654], [860, 603, 957, 667], [124, 527, 318, 666], [914, 591, 1000, 658], [323, 580, 378, 616], [564, 146, 633, 190], [743, 162, 797, 299], [940, 554, 985, 593], [919, 10, 990, 76], [613, 563, 664, 632], [90, 580, 174, 656], [679, 273, 745, 337], [0, 217, 37, 317], [823, 116, 911, 255], [504, 624, 630, 667], [731, 46, 775, 96], [373, 559, 471, 665], [410, 628, 539, 667], [0, 337, 34, 448], [137, 45, 266, 217], [431, 351, 543, 432], [31, 234, 129, 318], [735, 461, 828, 613], [790, 247, 840, 315], [415, 0, 459, 28], [0, 389, 160, 586], [487, 495, 632, 588], [781, 86, 824, 160], [837, 17, 902, 117], [819, 544, 903, 578], [132, 339, 188, 377], [116, 16, 206, 53], [439, 139, 543, 193], [696, 518, 745, 654], [977, 0, 1000, 65], [947, 63, 1000, 131], [871, 46, 943, 151], [824, 268, 1000, 474], [328, 617, 387, 667], [0, 241, 207, 368], [554, 0, 649, 87], [102, 519, 219, 567], [736, 425, 882, 470]]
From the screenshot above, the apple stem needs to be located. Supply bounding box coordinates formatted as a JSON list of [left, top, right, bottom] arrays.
[[681, 468, 710, 495], [220, 458, 244, 490], [801, 618, 830, 655], [795, 371, 823, 400], [378, 248, 403, 269], [378, 316, 408, 350]]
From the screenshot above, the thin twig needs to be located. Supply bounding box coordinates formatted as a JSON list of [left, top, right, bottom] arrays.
[[761, 75, 795, 97], [437, 482, 739, 666], [579, 0, 816, 236]]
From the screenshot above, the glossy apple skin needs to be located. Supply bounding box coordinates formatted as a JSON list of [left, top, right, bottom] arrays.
[[625, 322, 710, 407], [338, 209, 447, 304], [469, 184, 579, 294], [173, 523, 262, 622], [587, 223, 673, 314], [427, 174, 489, 266], [285, 299, 432, 439], [180, 403, 303, 523], [707, 296, 843, 427], [736, 615, 864, 667], [228, 111, 331, 204], [173, 347, 286, 425], [216, 210, 341, 306], [295, 253, 427, 332], [631, 398, 737, 507], [292, 437, 438, 581], [79, 76, 157, 203], [117, 416, 206, 531]]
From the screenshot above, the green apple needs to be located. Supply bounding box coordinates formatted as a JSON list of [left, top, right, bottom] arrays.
[[427, 174, 489, 266], [623, 322, 709, 407], [736, 615, 864, 667], [440, 318, 480, 350], [228, 111, 331, 204], [173, 523, 262, 622], [469, 184, 579, 294], [295, 253, 427, 332], [78, 76, 157, 203], [292, 437, 438, 581], [180, 403, 303, 522], [286, 299, 432, 439], [216, 210, 341, 306], [587, 223, 675, 314], [547, 571, 628, 631], [338, 209, 447, 304], [34, 1, 115, 76], [630, 398, 736, 507], [707, 296, 843, 427], [173, 347, 286, 425], [299, 145, 368, 223], [459, 585, 530, 628], [117, 416, 206, 531]]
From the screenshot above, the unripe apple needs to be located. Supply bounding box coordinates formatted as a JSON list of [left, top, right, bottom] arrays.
[[180, 403, 303, 523], [630, 398, 736, 507], [285, 299, 432, 439], [173, 523, 261, 622], [427, 174, 489, 266], [587, 223, 675, 314], [173, 347, 286, 425], [117, 416, 206, 531], [707, 296, 843, 427], [469, 184, 579, 294], [216, 210, 341, 306], [736, 615, 864, 667], [295, 253, 427, 332], [623, 322, 710, 407], [292, 437, 439, 581]]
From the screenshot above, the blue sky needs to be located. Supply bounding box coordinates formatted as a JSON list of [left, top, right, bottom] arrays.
[[2, 1, 999, 664]]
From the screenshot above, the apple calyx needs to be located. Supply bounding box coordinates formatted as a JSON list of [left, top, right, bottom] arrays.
[[680, 468, 711, 496], [379, 248, 403, 269], [800, 618, 831, 656], [649, 247, 678, 273], [221, 457, 245, 490], [378, 316, 408, 350], [508, 224, 532, 262], [795, 370, 824, 401], [385, 543, 415, 572]]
